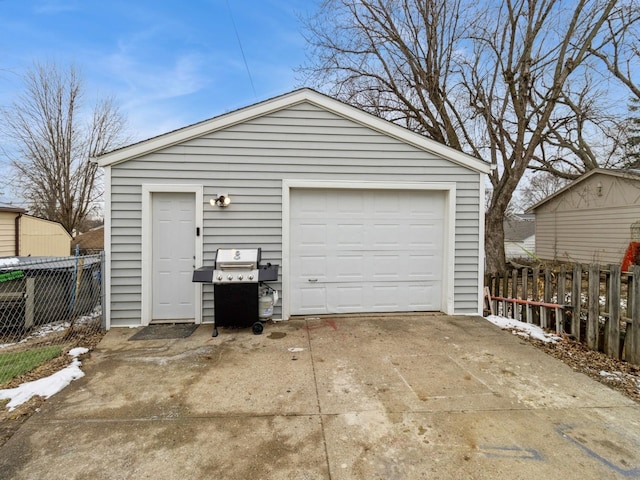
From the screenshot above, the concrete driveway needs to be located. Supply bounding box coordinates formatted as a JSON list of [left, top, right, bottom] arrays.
[[0, 314, 639, 479]]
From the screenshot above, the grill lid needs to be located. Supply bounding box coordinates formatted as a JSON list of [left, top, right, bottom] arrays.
[[214, 248, 261, 270]]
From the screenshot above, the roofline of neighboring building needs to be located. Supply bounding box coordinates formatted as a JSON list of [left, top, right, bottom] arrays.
[[0, 205, 27, 214], [526, 168, 640, 213], [20, 214, 72, 240], [94, 88, 491, 175]]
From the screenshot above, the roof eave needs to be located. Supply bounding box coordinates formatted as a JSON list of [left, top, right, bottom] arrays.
[[526, 168, 640, 213]]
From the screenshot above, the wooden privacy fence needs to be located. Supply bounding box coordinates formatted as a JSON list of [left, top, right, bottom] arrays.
[[485, 264, 640, 365]]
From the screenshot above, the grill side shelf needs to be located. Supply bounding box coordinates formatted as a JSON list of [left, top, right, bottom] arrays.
[[192, 266, 215, 283], [258, 264, 279, 282]]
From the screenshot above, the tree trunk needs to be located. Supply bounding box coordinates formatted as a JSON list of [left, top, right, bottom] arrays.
[[485, 201, 507, 274]]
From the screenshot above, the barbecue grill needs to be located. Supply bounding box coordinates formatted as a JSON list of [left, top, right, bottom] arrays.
[[192, 247, 278, 337]]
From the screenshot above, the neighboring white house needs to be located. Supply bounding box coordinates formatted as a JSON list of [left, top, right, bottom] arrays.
[[96, 89, 491, 329], [504, 214, 536, 260]]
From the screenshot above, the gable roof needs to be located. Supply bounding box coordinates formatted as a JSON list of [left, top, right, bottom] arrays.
[[71, 226, 104, 251], [0, 205, 27, 214], [503, 217, 535, 242], [96, 88, 491, 174], [527, 168, 640, 212]]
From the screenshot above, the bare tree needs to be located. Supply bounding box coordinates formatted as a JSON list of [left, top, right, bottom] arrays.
[[518, 172, 570, 210], [0, 61, 127, 234], [301, 0, 640, 272]]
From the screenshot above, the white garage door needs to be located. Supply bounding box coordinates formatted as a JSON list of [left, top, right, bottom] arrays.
[[290, 188, 445, 315]]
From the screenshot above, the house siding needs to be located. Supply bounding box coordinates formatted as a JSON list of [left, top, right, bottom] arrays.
[[108, 102, 483, 326], [19, 215, 71, 256], [534, 172, 640, 265], [0, 212, 17, 257], [505, 235, 535, 259]]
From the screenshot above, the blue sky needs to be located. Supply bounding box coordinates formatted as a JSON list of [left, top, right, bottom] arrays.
[[0, 0, 316, 144]]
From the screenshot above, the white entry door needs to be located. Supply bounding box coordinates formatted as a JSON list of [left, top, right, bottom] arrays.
[[151, 192, 196, 321], [290, 188, 445, 315]]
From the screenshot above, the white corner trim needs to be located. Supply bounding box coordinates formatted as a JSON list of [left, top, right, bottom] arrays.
[[103, 166, 112, 330], [281, 179, 457, 318], [141, 184, 203, 326], [478, 176, 487, 315]]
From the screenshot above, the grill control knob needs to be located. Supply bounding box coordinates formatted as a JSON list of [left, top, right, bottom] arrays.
[[217, 275, 222, 281], [227, 274, 233, 281], [248, 274, 254, 280], [238, 274, 243, 280]]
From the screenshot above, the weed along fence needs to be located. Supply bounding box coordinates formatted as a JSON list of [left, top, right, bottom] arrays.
[[0, 254, 104, 386], [485, 264, 640, 365]]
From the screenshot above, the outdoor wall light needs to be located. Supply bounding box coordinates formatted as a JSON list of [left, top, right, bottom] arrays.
[[210, 194, 231, 208]]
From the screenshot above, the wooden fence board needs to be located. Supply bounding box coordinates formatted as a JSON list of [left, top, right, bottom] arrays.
[[606, 265, 620, 359], [630, 266, 640, 364], [557, 266, 566, 333], [587, 264, 600, 351], [571, 264, 582, 341], [522, 268, 530, 323], [485, 262, 639, 365]]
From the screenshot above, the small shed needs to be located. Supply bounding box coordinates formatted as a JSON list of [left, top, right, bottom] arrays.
[[96, 89, 490, 328], [528, 169, 640, 265], [0, 206, 71, 257]]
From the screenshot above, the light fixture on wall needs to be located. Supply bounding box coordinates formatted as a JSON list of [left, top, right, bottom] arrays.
[[210, 194, 231, 208], [596, 182, 603, 196]]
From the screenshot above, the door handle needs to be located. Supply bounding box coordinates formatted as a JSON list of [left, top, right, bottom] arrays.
[[308, 278, 318, 283]]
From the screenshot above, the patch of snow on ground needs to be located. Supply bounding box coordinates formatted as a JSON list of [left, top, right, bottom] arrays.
[[485, 315, 561, 343], [0, 348, 88, 411], [599, 370, 640, 392]]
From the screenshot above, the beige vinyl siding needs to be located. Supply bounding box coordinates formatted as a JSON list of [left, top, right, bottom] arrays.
[[109, 102, 482, 326], [0, 212, 17, 257], [534, 172, 640, 265], [535, 205, 640, 264], [19, 215, 71, 256]]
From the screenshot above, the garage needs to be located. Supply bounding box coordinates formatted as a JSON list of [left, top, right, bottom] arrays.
[[289, 186, 447, 315], [98, 88, 490, 328]]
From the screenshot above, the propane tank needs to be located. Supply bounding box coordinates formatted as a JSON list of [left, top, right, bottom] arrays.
[[259, 287, 274, 320]]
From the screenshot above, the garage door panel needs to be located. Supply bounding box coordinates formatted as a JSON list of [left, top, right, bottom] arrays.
[[298, 256, 327, 279], [295, 286, 327, 314], [408, 224, 439, 247], [407, 254, 439, 278], [372, 224, 402, 246], [371, 285, 401, 309], [297, 223, 327, 247], [371, 254, 401, 280], [290, 188, 445, 315], [331, 286, 363, 311], [333, 254, 365, 281], [336, 224, 364, 247], [408, 284, 436, 309]]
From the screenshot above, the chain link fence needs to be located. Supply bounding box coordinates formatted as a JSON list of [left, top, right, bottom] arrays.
[[0, 254, 104, 386]]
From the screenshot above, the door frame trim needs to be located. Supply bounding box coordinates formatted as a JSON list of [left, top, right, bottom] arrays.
[[141, 184, 203, 326], [282, 179, 456, 320]]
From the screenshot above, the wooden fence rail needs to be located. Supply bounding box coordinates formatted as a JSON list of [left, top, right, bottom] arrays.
[[485, 263, 640, 365]]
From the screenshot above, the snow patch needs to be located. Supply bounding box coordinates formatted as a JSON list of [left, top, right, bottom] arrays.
[[485, 315, 561, 343], [0, 257, 19, 268], [0, 347, 89, 411]]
